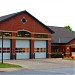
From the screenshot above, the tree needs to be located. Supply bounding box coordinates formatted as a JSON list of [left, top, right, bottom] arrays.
[[64, 25, 75, 32]]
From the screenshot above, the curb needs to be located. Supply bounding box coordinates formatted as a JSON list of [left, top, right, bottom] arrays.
[[0, 68, 21, 72]]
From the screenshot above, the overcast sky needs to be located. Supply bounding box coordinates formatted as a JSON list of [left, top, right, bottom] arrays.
[[0, 0, 75, 30]]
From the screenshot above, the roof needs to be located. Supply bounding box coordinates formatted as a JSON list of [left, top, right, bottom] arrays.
[[0, 10, 54, 34], [48, 26, 75, 44]]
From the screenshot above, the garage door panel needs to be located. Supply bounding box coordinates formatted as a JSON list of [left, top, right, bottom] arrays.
[[16, 40, 30, 48], [16, 53, 29, 59], [0, 39, 10, 60], [34, 40, 46, 58], [0, 53, 10, 60], [34, 41, 46, 48], [35, 52, 46, 58], [3, 53, 10, 60], [0, 40, 2, 47], [0, 40, 10, 47], [16, 40, 30, 59]]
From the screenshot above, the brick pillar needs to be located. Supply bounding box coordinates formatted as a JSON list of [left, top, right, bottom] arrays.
[[47, 35, 51, 58], [59, 46, 63, 53], [30, 34, 34, 59], [65, 46, 70, 57], [12, 32, 16, 59]]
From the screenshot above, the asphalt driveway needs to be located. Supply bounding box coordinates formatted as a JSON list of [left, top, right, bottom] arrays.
[[0, 59, 74, 75], [3, 58, 74, 70]]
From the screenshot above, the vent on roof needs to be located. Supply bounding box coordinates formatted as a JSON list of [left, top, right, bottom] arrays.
[[59, 38, 60, 43]]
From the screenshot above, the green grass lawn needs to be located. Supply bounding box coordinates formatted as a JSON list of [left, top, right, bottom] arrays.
[[64, 57, 75, 60], [0, 62, 22, 68]]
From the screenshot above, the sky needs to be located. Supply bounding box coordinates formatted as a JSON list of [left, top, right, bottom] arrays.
[[0, 0, 75, 31]]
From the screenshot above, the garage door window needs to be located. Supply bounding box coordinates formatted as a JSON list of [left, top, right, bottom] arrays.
[[16, 48, 29, 53], [0, 40, 10, 53], [35, 48, 46, 52], [0, 48, 10, 53]]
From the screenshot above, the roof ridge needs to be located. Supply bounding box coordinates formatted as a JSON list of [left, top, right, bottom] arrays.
[[48, 26, 64, 28]]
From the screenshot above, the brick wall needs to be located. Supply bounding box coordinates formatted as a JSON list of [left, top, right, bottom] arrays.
[[70, 39, 75, 44], [0, 13, 50, 34], [0, 12, 52, 59]]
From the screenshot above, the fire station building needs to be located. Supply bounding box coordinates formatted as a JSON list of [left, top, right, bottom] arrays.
[[0, 10, 54, 60], [0, 10, 75, 60]]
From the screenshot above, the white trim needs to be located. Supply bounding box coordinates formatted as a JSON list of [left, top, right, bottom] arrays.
[[0, 37, 51, 40]]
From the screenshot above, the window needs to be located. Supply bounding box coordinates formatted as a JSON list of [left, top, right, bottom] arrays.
[[52, 46, 59, 53], [3, 32, 12, 37], [0, 48, 10, 53], [35, 34, 48, 38], [15, 48, 30, 53], [16, 31, 31, 37], [34, 48, 46, 52], [0, 32, 12, 37], [21, 18, 27, 23]]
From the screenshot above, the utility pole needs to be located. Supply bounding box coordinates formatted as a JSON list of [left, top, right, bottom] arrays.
[[2, 32, 3, 64]]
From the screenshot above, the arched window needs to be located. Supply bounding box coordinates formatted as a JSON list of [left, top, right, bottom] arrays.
[[16, 31, 31, 37]]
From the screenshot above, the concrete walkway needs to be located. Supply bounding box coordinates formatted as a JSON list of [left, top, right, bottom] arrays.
[[0, 58, 75, 72]]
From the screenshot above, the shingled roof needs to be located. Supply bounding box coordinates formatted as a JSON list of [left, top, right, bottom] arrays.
[[48, 26, 75, 44], [0, 10, 54, 34]]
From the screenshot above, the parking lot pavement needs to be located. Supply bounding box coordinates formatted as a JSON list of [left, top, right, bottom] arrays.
[[3, 58, 75, 70]]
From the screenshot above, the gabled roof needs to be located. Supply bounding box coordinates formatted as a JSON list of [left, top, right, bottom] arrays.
[[48, 26, 75, 44], [0, 10, 54, 34]]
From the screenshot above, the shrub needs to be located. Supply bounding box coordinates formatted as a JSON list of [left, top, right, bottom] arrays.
[[51, 53, 63, 58]]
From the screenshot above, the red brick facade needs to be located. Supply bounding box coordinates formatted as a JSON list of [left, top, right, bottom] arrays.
[[0, 13, 50, 33], [0, 12, 52, 59], [47, 35, 51, 58], [12, 32, 16, 59], [70, 39, 75, 44]]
